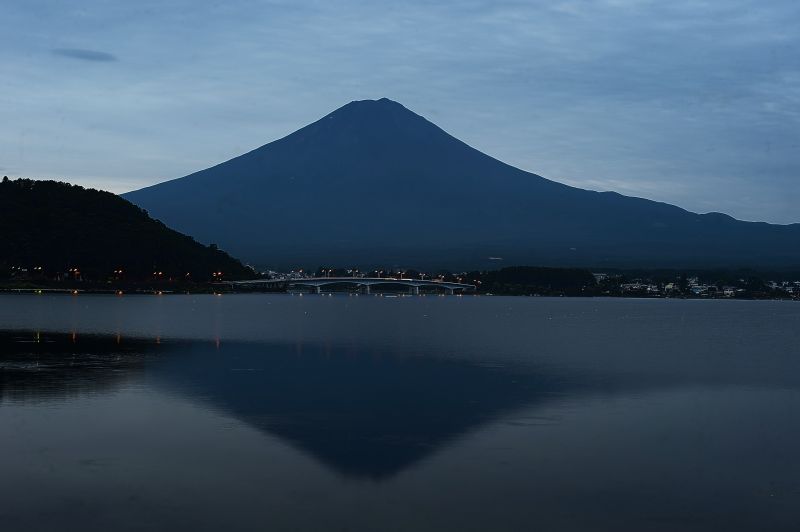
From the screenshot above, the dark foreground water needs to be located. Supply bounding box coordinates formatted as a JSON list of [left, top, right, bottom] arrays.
[[1, 294, 799, 531]]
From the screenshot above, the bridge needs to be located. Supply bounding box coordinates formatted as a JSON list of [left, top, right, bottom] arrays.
[[227, 277, 475, 295]]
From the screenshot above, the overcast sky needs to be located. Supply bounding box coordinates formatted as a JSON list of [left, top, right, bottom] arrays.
[[1, 0, 798, 222]]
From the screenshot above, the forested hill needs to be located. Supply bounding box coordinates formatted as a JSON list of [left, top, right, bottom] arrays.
[[0, 178, 253, 281]]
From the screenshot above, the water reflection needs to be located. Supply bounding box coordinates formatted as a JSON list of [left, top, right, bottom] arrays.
[[150, 340, 570, 480], [1, 330, 568, 480], [3, 295, 800, 531], [5, 324, 800, 483], [0, 331, 149, 404]]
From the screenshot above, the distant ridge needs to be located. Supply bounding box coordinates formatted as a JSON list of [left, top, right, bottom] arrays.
[[124, 98, 800, 270]]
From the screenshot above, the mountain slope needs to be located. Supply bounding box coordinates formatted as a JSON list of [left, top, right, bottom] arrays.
[[124, 98, 800, 269], [0, 178, 253, 280]]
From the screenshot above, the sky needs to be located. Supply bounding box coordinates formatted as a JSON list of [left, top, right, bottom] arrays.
[[1, 0, 798, 223]]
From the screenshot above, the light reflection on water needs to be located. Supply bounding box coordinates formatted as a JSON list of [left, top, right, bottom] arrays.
[[1, 294, 800, 531]]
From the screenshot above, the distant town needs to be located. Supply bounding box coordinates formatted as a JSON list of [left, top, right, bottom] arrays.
[[254, 266, 800, 300], [591, 272, 800, 300]]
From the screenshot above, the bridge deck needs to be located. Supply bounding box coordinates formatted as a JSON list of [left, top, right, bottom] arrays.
[[229, 277, 475, 292]]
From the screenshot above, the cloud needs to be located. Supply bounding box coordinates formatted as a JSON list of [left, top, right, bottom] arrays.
[[52, 48, 117, 62]]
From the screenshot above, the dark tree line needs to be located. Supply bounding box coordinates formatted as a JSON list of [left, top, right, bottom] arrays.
[[466, 266, 597, 295]]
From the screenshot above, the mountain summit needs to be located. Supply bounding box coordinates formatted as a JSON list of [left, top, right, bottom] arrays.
[[124, 99, 800, 269]]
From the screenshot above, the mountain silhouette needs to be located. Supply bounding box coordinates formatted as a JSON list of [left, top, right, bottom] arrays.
[[124, 98, 800, 269]]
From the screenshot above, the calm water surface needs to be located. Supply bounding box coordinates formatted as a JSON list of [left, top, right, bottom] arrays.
[[1, 294, 799, 531]]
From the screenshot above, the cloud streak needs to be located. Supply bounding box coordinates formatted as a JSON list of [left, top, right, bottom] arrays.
[[52, 48, 117, 62]]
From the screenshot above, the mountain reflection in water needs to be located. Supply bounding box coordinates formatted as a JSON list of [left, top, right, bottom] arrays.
[[1, 331, 567, 480]]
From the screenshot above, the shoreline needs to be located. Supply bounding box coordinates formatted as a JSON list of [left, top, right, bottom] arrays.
[[0, 286, 796, 301]]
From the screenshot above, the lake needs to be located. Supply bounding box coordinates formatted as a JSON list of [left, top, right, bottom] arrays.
[[1, 293, 799, 531]]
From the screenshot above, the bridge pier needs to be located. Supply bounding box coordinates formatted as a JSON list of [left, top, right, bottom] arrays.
[[409, 285, 420, 295], [313, 286, 321, 294], [361, 284, 371, 294], [445, 287, 455, 295]]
